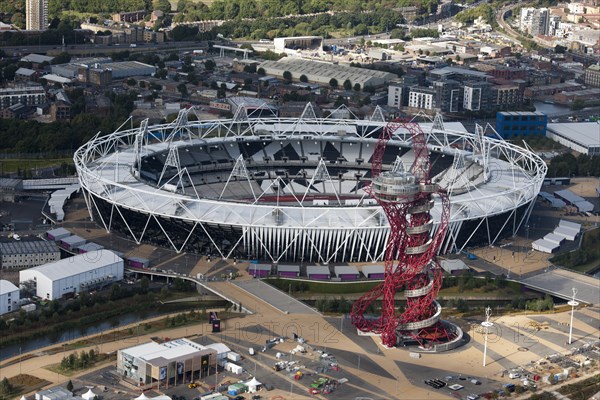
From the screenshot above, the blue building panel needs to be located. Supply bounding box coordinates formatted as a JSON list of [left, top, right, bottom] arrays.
[[495, 112, 547, 138]]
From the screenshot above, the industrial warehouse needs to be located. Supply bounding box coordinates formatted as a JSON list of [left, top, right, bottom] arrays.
[[19, 249, 124, 300]]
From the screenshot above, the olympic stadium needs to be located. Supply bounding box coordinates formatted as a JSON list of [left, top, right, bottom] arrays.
[[74, 104, 547, 264]]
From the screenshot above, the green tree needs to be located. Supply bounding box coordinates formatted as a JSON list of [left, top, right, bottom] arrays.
[[204, 59, 216, 71], [329, 78, 338, 88], [299, 74, 308, 83], [177, 83, 188, 97], [0, 377, 13, 396], [257, 67, 266, 76], [283, 70, 292, 82], [66, 380, 74, 392], [140, 277, 149, 294], [343, 79, 352, 91], [353, 83, 361, 91]]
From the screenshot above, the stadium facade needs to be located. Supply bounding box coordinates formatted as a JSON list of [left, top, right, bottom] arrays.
[[74, 104, 546, 264]]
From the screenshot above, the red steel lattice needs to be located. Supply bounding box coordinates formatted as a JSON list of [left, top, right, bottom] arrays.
[[350, 118, 452, 348]]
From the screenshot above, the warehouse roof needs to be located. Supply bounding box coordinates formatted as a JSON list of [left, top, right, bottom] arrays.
[[23, 250, 122, 281], [103, 61, 156, 72], [0, 280, 19, 295], [21, 54, 54, 64], [258, 58, 395, 87], [547, 122, 600, 148], [0, 240, 59, 255]]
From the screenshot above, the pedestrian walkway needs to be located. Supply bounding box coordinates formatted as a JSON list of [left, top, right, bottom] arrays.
[[521, 268, 600, 305], [232, 279, 321, 315]]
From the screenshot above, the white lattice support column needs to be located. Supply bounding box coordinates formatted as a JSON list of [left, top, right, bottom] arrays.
[[133, 118, 149, 177], [158, 146, 182, 187], [220, 155, 256, 200]]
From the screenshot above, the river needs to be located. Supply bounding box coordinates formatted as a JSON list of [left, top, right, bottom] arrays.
[[533, 101, 572, 117], [0, 310, 157, 362]]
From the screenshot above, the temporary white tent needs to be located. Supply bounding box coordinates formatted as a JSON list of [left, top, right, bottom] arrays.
[[245, 377, 262, 393], [559, 220, 581, 231], [532, 239, 559, 253], [82, 389, 97, 400], [543, 233, 564, 245], [554, 226, 578, 241], [134, 394, 150, 400]]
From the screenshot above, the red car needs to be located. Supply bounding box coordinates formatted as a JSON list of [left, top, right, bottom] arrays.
[[309, 388, 321, 394]]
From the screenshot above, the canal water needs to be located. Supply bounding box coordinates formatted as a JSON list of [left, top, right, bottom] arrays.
[[0, 311, 157, 362]]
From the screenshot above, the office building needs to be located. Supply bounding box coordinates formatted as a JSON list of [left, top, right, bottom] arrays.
[[0, 240, 61, 269], [495, 112, 548, 138]]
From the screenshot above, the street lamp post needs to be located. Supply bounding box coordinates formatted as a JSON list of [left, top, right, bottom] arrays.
[[481, 306, 494, 367], [568, 288, 579, 345]]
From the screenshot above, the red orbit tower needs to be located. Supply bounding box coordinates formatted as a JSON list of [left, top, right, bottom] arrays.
[[350, 119, 457, 349]]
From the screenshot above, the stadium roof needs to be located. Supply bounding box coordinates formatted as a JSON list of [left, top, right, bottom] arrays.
[[0, 280, 19, 295], [547, 122, 600, 149], [24, 250, 122, 281], [0, 240, 59, 255]]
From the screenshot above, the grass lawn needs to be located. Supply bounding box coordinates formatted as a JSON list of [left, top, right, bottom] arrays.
[[0, 158, 73, 174], [5, 374, 51, 399], [45, 353, 116, 377]]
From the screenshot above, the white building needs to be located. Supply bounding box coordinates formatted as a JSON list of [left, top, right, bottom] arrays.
[[568, 2, 585, 14], [546, 122, 600, 156], [387, 84, 403, 108], [0, 240, 61, 269], [463, 86, 482, 111], [408, 91, 434, 109], [0, 280, 19, 315], [19, 250, 123, 300], [117, 338, 219, 386], [0, 86, 46, 108]]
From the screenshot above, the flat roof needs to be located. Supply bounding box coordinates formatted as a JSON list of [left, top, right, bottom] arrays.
[[440, 259, 469, 271], [248, 264, 271, 271], [22, 250, 122, 281], [61, 235, 86, 245], [361, 265, 385, 275], [0, 178, 22, 188], [277, 265, 300, 272], [334, 266, 359, 276], [46, 227, 71, 237], [499, 111, 546, 116], [555, 189, 585, 204], [0, 280, 19, 295], [547, 123, 600, 149], [103, 61, 156, 71], [430, 66, 491, 78], [123, 338, 216, 365], [21, 53, 54, 63], [0, 240, 59, 255], [306, 266, 330, 276], [77, 242, 104, 251]]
